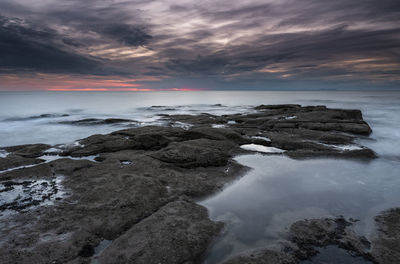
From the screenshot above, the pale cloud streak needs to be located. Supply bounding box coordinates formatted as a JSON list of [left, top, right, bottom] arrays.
[[0, 0, 399, 90]]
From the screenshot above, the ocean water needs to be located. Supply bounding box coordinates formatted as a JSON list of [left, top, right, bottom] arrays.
[[1, 91, 400, 263]]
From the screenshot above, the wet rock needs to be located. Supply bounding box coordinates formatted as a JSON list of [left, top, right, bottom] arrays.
[[93, 149, 246, 198], [78, 244, 95, 257], [47, 158, 94, 175], [56, 105, 376, 160], [0, 176, 64, 211], [298, 121, 372, 135], [0, 163, 53, 181], [289, 217, 373, 261], [255, 104, 301, 110], [227, 215, 378, 264], [371, 208, 400, 264], [150, 139, 233, 168], [164, 113, 226, 126], [286, 148, 377, 159], [67, 134, 136, 156], [4, 144, 51, 158], [163, 104, 375, 158], [0, 104, 378, 264], [0, 159, 172, 263], [102, 118, 135, 124], [0, 139, 245, 263], [4, 113, 69, 121], [59, 118, 135, 125], [111, 125, 186, 138], [98, 200, 223, 264], [284, 128, 355, 144], [0, 155, 43, 171], [223, 249, 296, 264], [189, 127, 249, 144]]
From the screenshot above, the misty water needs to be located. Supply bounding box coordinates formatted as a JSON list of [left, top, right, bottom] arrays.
[[1, 91, 400, 263]]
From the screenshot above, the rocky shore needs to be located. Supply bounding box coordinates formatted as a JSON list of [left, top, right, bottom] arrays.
[[0, 104, 397, 263]]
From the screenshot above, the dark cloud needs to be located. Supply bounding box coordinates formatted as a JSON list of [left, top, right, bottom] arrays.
[[93, 24, 152, 46], [0, 15, 102, 74], [164, 25, 400, 81], [274, 0, 400, 28], [0, 0, 399, 89], [61, 37, 82, 47]]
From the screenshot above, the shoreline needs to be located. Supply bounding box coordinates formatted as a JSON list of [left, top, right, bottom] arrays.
[[0, 104, 398, 263]]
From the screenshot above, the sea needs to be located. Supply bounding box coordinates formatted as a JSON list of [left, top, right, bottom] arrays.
[[0, 91, 399, 263]]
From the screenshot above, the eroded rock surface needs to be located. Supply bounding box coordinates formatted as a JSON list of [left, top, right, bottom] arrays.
[[98, 200, 223, 264], [222, 249, 296, 264], [224, 210, 400, 264], [289, 217, 373, 261], [0, 105, 379, 264], [164, 104, 375, 159], [371, 208, 400, 264], [0, 127, 246, 263]]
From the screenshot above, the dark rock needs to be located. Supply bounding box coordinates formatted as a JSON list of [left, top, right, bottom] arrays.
[[0, 155, 44, 171], [78, 244, 94, 258], [289, 217, 374, 261], [255, 104, 301, 110], [187, 127, 249, 144], [102, 118, 134, 124], [371, 208, 400, 264], [111, 125, 186, 138], [223, 249, 296, 264], [0, 104, 378, 264], [68, 134, 136, 156], [4, 144, 51, 158], [299, 121, 372, 135], [164, 113, 226, 126], [150, 139, 233, 168], [4, 113, 69, 121], [59, 118, 135, 126], [286, 148, 377, 159], [98, 200, 223, 264], [0, 163, 53, 181]]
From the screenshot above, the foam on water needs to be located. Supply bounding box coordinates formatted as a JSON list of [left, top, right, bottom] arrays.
[[0, 150, 9, 158], [240, 144, 285, 153], [0, 175, 66, 216], [251, 136, 271, 142], [171, 121, 193, 130], [331, 144, 364, 151], [38, 154, 99, 163], [307, 140, 365, 151], [212, 124, 227, 128]]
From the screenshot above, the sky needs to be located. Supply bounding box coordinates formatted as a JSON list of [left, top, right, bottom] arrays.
[[0, 0, 399, 91]]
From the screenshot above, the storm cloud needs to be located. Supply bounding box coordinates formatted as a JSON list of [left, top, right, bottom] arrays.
[[0, 0, 399, 90], [0, 16, 101, 74], [93, 24, 152, 46]]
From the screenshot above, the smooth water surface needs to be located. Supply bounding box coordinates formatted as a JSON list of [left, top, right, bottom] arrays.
[[200, 155, 400, 263]]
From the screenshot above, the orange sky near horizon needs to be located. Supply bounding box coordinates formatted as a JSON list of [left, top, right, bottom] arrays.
[[0, 74, 204, 91]]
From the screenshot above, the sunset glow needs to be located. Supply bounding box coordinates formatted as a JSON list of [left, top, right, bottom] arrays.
[[46, 87, 203, 92]]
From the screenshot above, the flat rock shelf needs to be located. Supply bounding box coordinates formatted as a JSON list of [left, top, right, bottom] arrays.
[[0, 104, 398, 264]]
